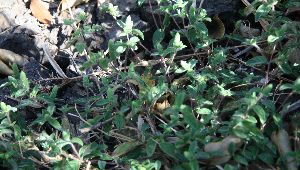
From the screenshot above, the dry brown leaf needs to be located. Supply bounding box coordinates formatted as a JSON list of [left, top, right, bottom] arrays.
[[204, 15, 225, 40], [202, 135, 244, 166], [58, 0, 90, 13], [0, 49, 29, 67], [271, 130, 297, 170], [285, 7, 300, 16], [0, 59, 13, 76], [30, 0, 52, 25], [238, 24, 260, 39], [283, 39, 300, 65]]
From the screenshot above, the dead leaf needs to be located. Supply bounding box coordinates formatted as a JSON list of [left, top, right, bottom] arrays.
[[271, 130, 297, 170], [202, 135, 244, 166], [0, 49, 29, 67], [238, 23, 261, 39], [58, 0, 90, 13], [204, 15, 225, 40], [283, 38, 300, 65], [30, 0, 52, 25], [0, 59, 13, 76], [285, 7, 300, 16]]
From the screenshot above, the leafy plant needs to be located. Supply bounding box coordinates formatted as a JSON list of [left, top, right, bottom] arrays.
[[1, 0, 300, 169]]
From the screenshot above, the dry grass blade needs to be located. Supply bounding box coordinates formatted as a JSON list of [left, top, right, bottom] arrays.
[[42, 44, 68, 79], [30, 0, 52, 25]]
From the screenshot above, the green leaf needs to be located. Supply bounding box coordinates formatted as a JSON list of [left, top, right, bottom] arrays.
[[293, 76, 300, 91], [107, 88, 114, 102], [195, 22, 208, 36], [255, 4, 271, 22], [261, 99, 275, 112], [163, 47, 176, 56], [99, 58, 109, 69], [196, 108, 211, 114], [113, 141, 139, 158], [20, 71, 29, 90], [246, 56, 268, 66], [79, 11, 86, 21], [74, 98, 87, 103], [12, 63, 20, 79], [132, 29, 144, 40], [75, 42, 86, 54], [37, 94, 54, 106], [62, 130, 71, 141], [163, 13, 171, 27], [79, 142, 98, 158], [211, 49, 227, 66], [0, 81, 12, 88], [262, 84, 273, 96], [233, 126, 247, 138], [65, 160, 80, 170], [50, 86, 58, 99], [210, 151, 224, 157], [189, 159, 199, 170], [252, 105, 267, 124], [225, 34, 245, 42], [98, 161, 106, 170], [250, 127, 264, 139], [233, 155, 249, 166], [16, 99, 34, 108], [189, 6, 196, 25], [258, 153, 274, 164], [159, 142, 177, 159], [181, 59, 197, 70], [148, 84, 167, 106], [183, 113, 197, 129], [153, 29, 165, 50], [266, 142, 277, 154], [13, 125, 21, 141], [224, 164, 239, 170], [280, 83, 293, 91], [108, 40, 116, 60], [89, 52, 97, 64], [267, 35, 279, 43], [70, 137, 83, 146], [0, 129, 13, 136], [173, 32, 184, 49], [0, 102, 7, 112], [154, 160, 161, 170], [96, 99, 110, 106], [115, 113, 124, 131], [49, 118, 61, 130], [228, 142, 236, 155], [63, 19, 79, 25], [147, 138, 157, 157], [273, 114, 283, 129], [88, 96, 102, 102]]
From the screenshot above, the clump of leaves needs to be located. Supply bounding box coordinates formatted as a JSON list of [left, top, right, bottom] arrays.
[[1, 0, 300, 169]]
